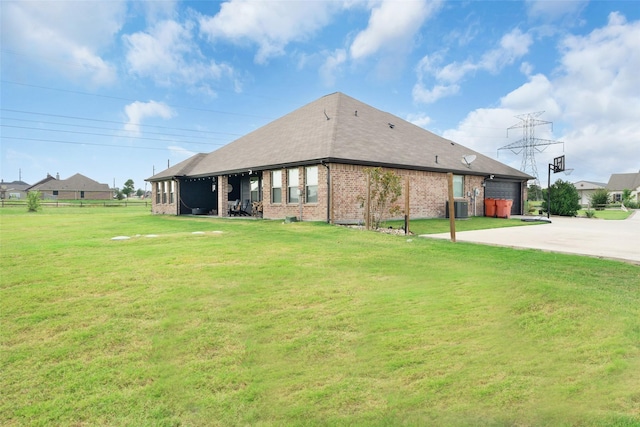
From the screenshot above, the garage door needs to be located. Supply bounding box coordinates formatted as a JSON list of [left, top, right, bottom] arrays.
[[485, 180, 522, 215]]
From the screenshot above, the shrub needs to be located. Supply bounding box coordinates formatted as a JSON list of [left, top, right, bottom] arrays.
[[589, 188, 610, 210], [26, 191, 41, 212], [541, 179, 581, 216]]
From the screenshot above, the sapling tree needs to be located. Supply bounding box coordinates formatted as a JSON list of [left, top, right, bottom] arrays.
[[358, 167, 403, 229], [542, 179, 581, 216], [26, 191, 41, 212]]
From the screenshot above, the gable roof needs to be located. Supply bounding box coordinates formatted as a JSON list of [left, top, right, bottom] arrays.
[[606, 172, 640, 191], [573, 180, 607, 190], [148, 92, 532, 181], [29, 173, 110, 192]]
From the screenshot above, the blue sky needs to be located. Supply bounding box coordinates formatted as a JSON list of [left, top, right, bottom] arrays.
[[2, 0, 639, 192]]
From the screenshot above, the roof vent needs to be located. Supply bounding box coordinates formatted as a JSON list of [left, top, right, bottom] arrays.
[[355, 110, 358, 117], [388, 123, 395, 129]]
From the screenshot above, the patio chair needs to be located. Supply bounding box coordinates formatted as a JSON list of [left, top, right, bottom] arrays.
[[228, 199, 241, 216], [240, 200, 251, 216]]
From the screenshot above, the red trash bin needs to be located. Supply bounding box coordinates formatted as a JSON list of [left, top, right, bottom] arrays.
[[484, 198, 496, 217]]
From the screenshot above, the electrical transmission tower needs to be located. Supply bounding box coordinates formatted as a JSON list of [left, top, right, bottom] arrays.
[[499, 111, 564, 200]]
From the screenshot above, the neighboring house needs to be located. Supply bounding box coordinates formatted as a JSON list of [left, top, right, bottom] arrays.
[[27, 173, 112, 200], [606, 171, 640, 203], [146, 93, 532, 222], [0, 180, 30, 199], [573, 180, 607, 207]]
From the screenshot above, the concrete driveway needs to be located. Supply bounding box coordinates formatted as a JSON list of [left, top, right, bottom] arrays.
[[421, 211, 640, 264]]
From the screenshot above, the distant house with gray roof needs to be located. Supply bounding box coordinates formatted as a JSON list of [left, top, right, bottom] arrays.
[[27, 173, 112, 200], [0, 180, 30, 200], [606, 172, 640, 204], [573, 180, 607, 207], [146, 92, 532, 222]]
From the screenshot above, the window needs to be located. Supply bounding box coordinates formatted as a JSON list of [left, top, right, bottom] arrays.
[[156, 182, 161, 203], [53, 190, 58, 196], [162, 181, 168, 204], [305, 166, 318, 203], [288, 168, 299, 203], [80, 191, 85, 199], [250, 177, 259, 202], [271, 171, 282, 203], [170, 181, 175, 204], [453, 175, 464, 198]]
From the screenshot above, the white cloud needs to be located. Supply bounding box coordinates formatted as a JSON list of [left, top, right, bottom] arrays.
[[526, 0, 587, 21], [406, 113, 432, 128], [320, 49, 348, 86], [349, 0, 441, 60], [1, 0, 125, 85], [123, 19, 236, 90], [124, 101, 176, 136], [413, 28, 533, 104], [198, 0, 338, 64], [442, 12, 640, 182]]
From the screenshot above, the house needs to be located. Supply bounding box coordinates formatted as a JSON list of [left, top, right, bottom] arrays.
[[573, 180, 607, 207], [146, 93, 532, 222], [606, 171, 640, 204], [0, 180, 30, 200], [27, 173, 112, 200]]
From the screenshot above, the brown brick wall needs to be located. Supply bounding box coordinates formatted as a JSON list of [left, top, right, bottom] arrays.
[[151, 180, 178, 215]]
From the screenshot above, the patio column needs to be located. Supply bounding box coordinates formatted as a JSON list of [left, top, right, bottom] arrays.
[[217, 175, 229, 217]]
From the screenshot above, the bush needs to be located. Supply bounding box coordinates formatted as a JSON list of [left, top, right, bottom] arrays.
[[358, 167, 403, 229], [542, 179, 581, 216], [589, 188, 610, 210], [26, 191, 41, 212]]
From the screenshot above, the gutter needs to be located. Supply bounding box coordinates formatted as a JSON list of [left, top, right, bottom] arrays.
[[321, 161, 331, 224]]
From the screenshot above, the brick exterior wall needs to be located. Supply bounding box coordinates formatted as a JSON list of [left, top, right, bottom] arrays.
[[39, 190, 112, 200], [151, 180, 178, 215], [152, 163, 493, 221], [329, 164, 486, 223]]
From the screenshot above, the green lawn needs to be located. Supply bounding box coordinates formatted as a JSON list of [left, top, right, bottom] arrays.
[[578, 209, 634, 220], [387, 216, 547, 235], [2, 207, 639, 426]]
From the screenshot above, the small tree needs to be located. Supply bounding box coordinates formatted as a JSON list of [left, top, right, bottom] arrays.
[[122, 179, 135, 198], [527, 183, 543, 201], [358, 167, 403, 229], [589, 188, 610, 210], [621, 189, 633, 206], [27, 191, 41, 212], [542, 179, 581, 216], [136, 188, 144, 198]]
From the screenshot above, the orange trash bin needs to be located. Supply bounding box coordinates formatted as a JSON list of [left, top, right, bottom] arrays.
[[495, 199, 513, 219], [484, 198, 496, 217]]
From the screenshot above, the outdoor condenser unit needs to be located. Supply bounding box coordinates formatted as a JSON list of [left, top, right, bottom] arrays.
[[445, 200, 469, 219]]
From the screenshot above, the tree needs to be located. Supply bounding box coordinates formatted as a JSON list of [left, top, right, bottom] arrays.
[[527, 183, 542, 201], [122, 179, 135, 198], [621, 189, 633, 205], [358, 167, 403, 229], [26, 191, 41, 212], [542, 179, 581, 216], [589, 188, 610, 210], [136, 188, 144, 198]]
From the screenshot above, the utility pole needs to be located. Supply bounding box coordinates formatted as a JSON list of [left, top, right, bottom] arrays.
[[499, 112, 564, 200]]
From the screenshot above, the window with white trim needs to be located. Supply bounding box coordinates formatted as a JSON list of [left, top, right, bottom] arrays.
[[271, 171, 282, 203], [305, 166, 318, 203], [453, 175, 464, 198], [288, 168, 299, 203]]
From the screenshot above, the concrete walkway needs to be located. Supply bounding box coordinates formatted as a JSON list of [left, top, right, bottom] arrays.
[[420, 211, 640, 264]]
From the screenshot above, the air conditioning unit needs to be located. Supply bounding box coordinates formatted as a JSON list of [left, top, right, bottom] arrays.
[[445, 200, 469, 218]]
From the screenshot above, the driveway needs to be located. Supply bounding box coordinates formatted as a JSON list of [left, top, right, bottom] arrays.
[[421, 211, 640, 264]]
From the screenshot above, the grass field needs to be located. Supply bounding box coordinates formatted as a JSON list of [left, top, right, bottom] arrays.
[[2, 207, 639, 426]]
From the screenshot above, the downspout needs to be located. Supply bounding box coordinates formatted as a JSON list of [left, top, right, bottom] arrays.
[[321, 161, 331, 224]]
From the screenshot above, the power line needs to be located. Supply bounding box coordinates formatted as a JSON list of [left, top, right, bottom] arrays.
[[1, 117, 231, 142], [0, 124, 227, 147], [0, 108, 243, 137], [0, 136, 193, 152], [1, 80, 274, 119]]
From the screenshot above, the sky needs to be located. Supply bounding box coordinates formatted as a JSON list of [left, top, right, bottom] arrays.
[[1, 0, 639, 192]]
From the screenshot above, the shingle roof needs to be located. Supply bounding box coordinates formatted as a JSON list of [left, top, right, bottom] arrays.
[[606, 172, 640, 191], [30, 173, 110, 192], [574, 180, 607, 190], [147, 92, 532, 181]]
